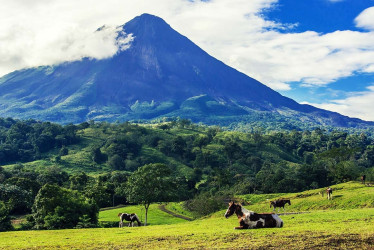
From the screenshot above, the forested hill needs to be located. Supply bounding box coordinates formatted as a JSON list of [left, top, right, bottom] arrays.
[[1, 117, 373, 197]]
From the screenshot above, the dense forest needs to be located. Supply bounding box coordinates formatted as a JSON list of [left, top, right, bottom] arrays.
[[0, 117, 373, 230]]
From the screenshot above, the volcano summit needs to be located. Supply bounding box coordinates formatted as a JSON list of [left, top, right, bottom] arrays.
[[0, 14, 372, 130]]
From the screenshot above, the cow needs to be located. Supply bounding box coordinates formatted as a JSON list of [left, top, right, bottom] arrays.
[[270, 199, 291, 212], [224, 201, 283, 229]]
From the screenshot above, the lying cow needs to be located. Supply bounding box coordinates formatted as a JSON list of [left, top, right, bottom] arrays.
[[224, 201, 283, 229]]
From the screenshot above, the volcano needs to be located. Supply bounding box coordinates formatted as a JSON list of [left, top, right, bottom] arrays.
[[0, 13, 372, 130]]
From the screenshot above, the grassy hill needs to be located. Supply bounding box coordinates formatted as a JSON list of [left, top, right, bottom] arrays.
[[1, 181, 373, 249], [239, 181, 374, 212], [99, 204, 188, 226]]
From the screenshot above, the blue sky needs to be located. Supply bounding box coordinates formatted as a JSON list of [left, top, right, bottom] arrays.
[[265, 0, 374, 33], [264, 0, 374, 117], [0, 0, 374, 120], [264, 0, 374, 99]]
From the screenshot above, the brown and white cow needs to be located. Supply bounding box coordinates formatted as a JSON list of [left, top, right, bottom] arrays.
[[224, 201, 283, 229]]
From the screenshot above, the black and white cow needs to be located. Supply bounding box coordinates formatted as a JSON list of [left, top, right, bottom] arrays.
[[224, 201, 283, 229]]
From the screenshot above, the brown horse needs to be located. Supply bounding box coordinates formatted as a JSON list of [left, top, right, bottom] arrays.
[[361, 175, 366, 185], [270, 199, 291, 212]]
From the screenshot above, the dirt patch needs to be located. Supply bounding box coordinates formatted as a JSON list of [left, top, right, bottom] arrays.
[[277, 212, 311, 216], [158, 204, 193, 221]]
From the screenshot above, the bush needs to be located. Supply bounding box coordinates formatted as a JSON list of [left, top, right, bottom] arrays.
[[32, 184, 99, 229], [184, 191, 233, 217], [0, 201, 12, 231], [99, 221, 119, 228]]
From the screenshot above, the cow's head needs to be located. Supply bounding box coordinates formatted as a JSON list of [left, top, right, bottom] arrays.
[[225, 201, 240, 218]]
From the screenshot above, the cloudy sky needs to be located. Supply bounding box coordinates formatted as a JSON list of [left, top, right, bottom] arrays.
[[1, 0, 374, 120]]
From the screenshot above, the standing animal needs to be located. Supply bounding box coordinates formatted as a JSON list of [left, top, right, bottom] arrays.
[[270, 199, 291, 212], [118, 213, 141, 227], [224, 201, 283, 229], [326, 187, 333, 200], [361, 175, 366, 185]]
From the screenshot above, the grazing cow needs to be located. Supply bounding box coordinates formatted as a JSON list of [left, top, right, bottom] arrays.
[[224, 201, 283, 229], [361, 175, 366, 185], [118, 213, 141, 227], [270, 199, 291, 212], [326, 187, 333, 200]]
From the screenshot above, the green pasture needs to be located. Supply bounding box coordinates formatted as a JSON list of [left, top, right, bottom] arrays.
[[1, 208, 373, 249], [2, 182, 373, 248], [240, 182, 374, 212], [99, 204, 187, 225]]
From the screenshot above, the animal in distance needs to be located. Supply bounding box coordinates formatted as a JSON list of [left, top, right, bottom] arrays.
[[326, 187, 333, 200], [224, 201, 283, 229], [270, 199, 291, 212], [361, 175, 366, 185], [118, 213, 141, 227]]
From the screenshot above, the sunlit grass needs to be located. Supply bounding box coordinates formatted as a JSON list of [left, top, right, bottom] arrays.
[[99, 204, 187, 225], [1, 208, 373, 249], [240, 182, 374, 213]]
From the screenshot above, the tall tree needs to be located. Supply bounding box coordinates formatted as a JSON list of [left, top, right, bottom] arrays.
[[125, 163, 175, 225]]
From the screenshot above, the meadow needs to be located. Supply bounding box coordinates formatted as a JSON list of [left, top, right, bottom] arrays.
[[0, 182, 373, 249]]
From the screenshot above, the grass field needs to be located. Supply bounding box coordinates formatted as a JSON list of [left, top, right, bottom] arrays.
[[240, 182, 374, 212], [1, 182, 373, 249], [1, 208, 373, 249], [99, 204, 188, 225]]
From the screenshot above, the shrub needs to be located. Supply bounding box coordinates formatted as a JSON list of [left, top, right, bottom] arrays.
[[0, 201, 13, 232], [32, 184, 99, 229]]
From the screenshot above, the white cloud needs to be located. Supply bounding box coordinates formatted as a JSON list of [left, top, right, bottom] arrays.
[[355, 7, 374, 31], [305, 85, 374, 121], [0, 0, 374, 95]]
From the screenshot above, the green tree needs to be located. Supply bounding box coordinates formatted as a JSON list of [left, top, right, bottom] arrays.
[[125, 163, 176, 225], [84, 181, 113, 208], [4, 177, 40, 198], [59, 146, 69, 156], [36, 166, 69, 186], [0, 184, 33, 214], [90, 146, 106, 163], [108, 154, 125, 170], [33, 184, 98, 229], [0, 201, 12, 232], [69, 172, 89, 191]]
